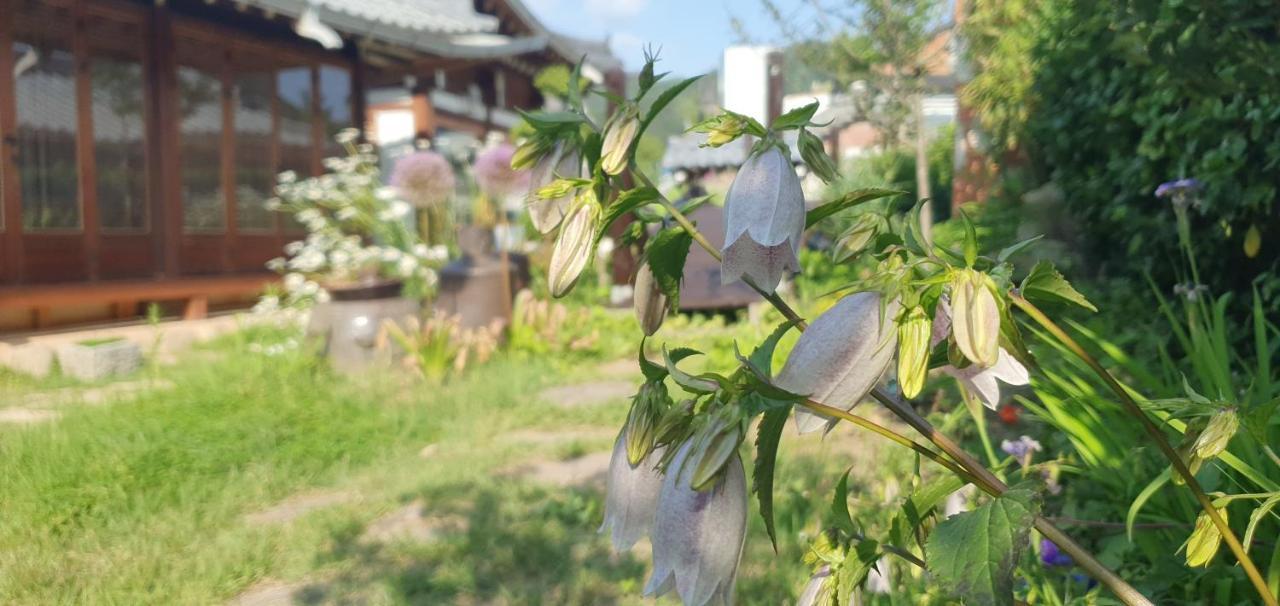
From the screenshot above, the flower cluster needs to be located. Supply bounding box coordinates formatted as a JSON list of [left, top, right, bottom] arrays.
[[391, 150, 456, 208], [264, 129, 447, 307], [473, 143, 530, 200]]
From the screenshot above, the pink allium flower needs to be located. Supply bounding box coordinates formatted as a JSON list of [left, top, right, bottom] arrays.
[[391, 151, 455, 208], [473, 143, 530, 199]]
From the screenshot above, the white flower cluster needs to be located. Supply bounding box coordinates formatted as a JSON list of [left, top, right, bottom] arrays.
[[261, 132, 449, 308]]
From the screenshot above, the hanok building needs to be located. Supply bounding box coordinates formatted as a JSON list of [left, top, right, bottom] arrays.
[[0, 0, 617, 331]]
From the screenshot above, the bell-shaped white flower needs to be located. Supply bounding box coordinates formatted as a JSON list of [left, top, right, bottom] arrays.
[[526, 143, 581, 233], [941, 348, 1029, 409], [600, 430, 665, 551], [633, 261, 668, 336], [776, 292, 899, 433], [721, 147, 805, 294], [645, 440, 747, 606], [548, 192, 600, 297]]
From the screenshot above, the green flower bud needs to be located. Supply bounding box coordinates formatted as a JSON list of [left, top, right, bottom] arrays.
[[897, 305, 932, 398], [601, 106, 640, 175], [833, 213, 879, 262], [511, 139, 547, 170], [687, 408, 745, 491], [1183, 507, 1227, 567], [1243, 224, 1261, 258], [691, 112, 749, 148], [624, 380, 670, 466], [1192, 407, 1239, 461], [548, 192, 600, 297], [633, 261, 669, 336], [950, 268, 1000, 368]]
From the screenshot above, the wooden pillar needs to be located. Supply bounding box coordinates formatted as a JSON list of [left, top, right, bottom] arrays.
[[309, 64, 323, 176], [0, 0, 25, 284], [72, 0, 101, 281], [220, 48, 236, 272], [150, 3, 181, 277], [350, 47, 367, 141], [269, 65, 283, 240]]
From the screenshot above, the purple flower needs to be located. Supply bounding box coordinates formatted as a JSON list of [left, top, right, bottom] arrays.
[[473, 144, 530, 199], [1040, 538, 1073, 567], [1154, 178, 1202, 199], [391, 151, 455, 208], [1000, 435, 1042, 460]]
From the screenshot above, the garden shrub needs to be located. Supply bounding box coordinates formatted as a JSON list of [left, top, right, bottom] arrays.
[[969, 0, 1280, 297]]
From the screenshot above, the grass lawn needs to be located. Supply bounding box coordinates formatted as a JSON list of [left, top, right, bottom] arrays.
[[0, 319, 924, 605]]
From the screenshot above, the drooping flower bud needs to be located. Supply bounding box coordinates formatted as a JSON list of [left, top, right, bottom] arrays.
[[1192, 407, 1239, 462], [624, 380, 670, 465], [527, 142, 582, 233], [833, 213, 879, 261], [694, 113, 749, 148], [721, 147, 805, 294], [645, 440, 747, 606], [950, 268, 1001, 368], [796, 565, 833, 606], [941, 347, 1029, 410], [600, 430, 665, 551], [1183, 506, 1227, 567], [548, 192, 600, 297], [776, 292, 899, 433], [685, 407, 745, 490], [897, 305, 932, 398], [634, 261, 669, 336], [601, 106, 640, 175]]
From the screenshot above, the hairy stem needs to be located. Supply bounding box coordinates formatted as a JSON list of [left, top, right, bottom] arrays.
[[1011, 293, 1276, 606], [635, 169, 1152, 605]]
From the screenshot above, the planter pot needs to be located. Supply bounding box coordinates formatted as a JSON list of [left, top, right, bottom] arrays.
[[307, 280, 419, 374], [57, 338, 142, 381]]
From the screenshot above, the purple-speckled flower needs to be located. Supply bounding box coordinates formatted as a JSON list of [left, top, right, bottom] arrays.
[[473, 143, 530, 199], [1154, 178, 1202, 199], [1040, 538, 1073, 567], [391, 151, 455, 208], [1001, 435, 1042, 460]]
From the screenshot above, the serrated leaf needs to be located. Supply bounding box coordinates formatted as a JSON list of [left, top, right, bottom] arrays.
[[638, 75, 702, 143], [638, 338, 667, 382], [749, 320, 799, 377], [835, 539, 880, 605], [772, 101, 819, 130], [831, 470, 856, 534], [925, 487, 1041, 606], [662, 345, 718, 393], [518, 109, 586, 128], [805, 188, 906, 228], [1020, 260, 1097, 312], [753, 405, 790, 552], [600, 187, 658, 236], [646, 227, 693, 310]]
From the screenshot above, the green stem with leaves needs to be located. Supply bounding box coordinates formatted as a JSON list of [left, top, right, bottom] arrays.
[[1011, 293, 1277, 606], [635, 168, 1153, 606]]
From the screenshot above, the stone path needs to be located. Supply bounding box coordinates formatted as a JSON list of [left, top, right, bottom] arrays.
[[359, 500, 468, 544], [244, 490, 357, 526], [536, 380, 634, 409]]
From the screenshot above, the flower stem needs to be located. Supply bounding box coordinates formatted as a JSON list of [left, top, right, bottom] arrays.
[[635, 172, 1153, 605], [1010, 293, 1277, 606]]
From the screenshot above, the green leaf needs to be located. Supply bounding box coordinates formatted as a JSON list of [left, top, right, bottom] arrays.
[[1243, 493, 1280, 554], [600, 187, 659, 236], [925, 487, 1041, 606], [835, 539, 880, 605], [645, 226, 693, 310], [771, 101, 818, 130], [749, 320, 799, 378], [996, 235, 1044, 263], [638, 339, 666, 382], [831, 469, 856, 534], [961, 210, 978, 267], [566, 57, 584, 111], [753, 405, 791, 552], [662, 346, 718, 394], [805, 188, 906, 229], [518, 109, 586, 128], [1127, 468, 1170, 541], [638, 75, 702, 143], [1020, 260, 1098, 312]]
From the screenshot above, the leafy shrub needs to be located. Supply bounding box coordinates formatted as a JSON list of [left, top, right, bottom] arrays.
[[968, 0, 1280, 295]]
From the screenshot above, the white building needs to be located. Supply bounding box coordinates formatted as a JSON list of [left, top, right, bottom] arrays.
[[720, 46, 781, 126]]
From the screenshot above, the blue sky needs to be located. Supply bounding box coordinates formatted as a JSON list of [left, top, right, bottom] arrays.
[[525, 0, 806, 76]]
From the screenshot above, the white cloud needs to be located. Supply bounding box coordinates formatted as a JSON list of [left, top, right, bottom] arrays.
[[585, 0, 648, 20]]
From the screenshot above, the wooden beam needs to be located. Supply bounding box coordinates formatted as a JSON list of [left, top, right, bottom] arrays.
[[182, 295, 208, 320], [309, 64, 323, 176], [141, 3, 165, 278], [0, 273, 277, 309], [220, 47, 236, 272], [0, 0, 26, 283], [151, 4, 182, 277], [350, 47, 367, 142], [73, 0, 101, 281], [269, 62, 282, 239]]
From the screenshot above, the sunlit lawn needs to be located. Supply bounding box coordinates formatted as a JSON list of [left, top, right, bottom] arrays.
[[0, 319, 925, 605]]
